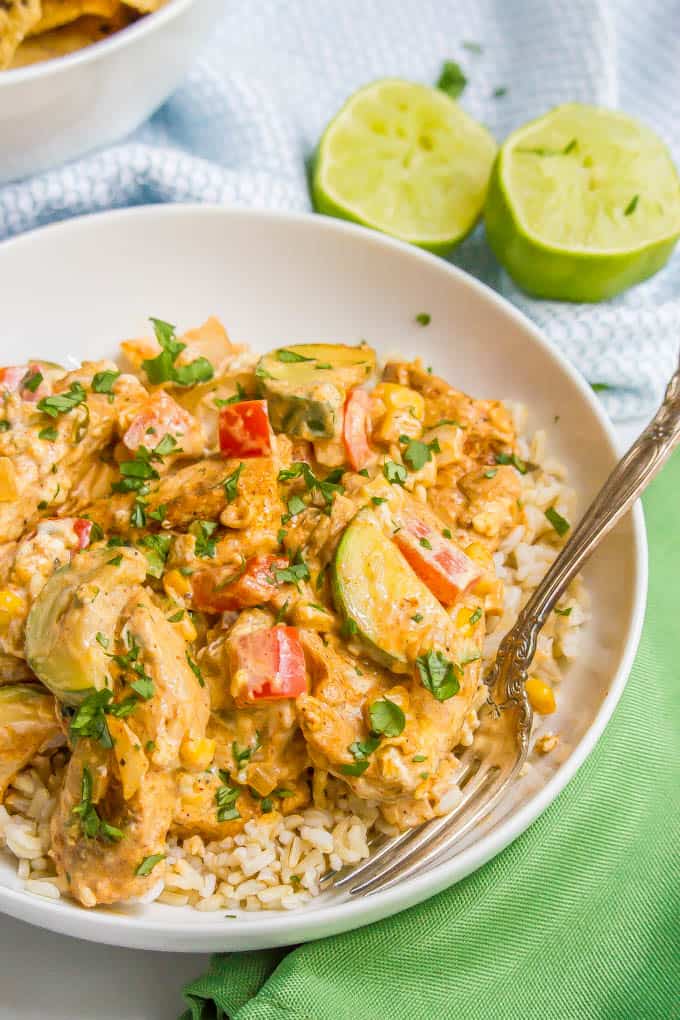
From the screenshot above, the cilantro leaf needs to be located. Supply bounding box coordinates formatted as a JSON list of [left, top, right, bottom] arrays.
[[276, 349, 315, 363], [416, 650, 461, 702], [437, 60, 467, 100], [138, 533, 172, 578], [223, 463, 243, 503], [141, 318, 214, 387], [135, 853, 166, 877], [369, 697, 405, 737], [92, 370, 120, 395], [383, 460, 407, 486], [190, 519, 218, 558], [37, 382, 87, 418], [545, 506, 570, 537]]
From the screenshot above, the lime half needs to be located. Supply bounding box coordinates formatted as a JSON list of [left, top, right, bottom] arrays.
[[485, 103, 680, 302], [312, 79, 497, 254]]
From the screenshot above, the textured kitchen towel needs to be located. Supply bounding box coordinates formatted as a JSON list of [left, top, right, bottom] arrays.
[[182, 451, 680, 1020], [1, 0, 679, 420]]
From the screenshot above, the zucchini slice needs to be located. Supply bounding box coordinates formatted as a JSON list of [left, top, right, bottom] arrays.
[[256, 343, 375, 439], [332, 511, 451, 671]]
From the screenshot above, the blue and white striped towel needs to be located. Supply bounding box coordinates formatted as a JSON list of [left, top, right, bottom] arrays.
[[1, 0, 678, 420]]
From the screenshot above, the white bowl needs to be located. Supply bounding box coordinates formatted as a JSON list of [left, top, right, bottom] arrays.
[[0, 205, 646, 951], [0, 0, 223, 184]]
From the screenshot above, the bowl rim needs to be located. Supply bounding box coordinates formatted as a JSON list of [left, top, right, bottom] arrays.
[[0, 204, 648, 950], [0, 0, 197, 86]]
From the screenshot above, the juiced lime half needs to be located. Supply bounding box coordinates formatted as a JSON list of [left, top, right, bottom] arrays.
[[485, 103, 680, 301], [312, 79, 497, 254]]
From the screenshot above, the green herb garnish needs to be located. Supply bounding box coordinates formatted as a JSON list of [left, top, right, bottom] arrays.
[[416, 650, 461, 702], [135, 853, 166, 877], [437, 59, 467, 100], [545, 506, 570, 537], [369, 697, 405, 737], [37, 382, 86, 418], [141, 318, 214, 387]]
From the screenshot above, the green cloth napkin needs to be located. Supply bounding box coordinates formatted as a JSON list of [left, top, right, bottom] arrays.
[[183, 454, 680, 1020]]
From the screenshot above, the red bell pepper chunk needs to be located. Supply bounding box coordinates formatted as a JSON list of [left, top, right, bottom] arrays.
[[192, 554, 288, 613], [232, 626, 307, 702], [73, 518, 94, 549], [219, 400, 272, 458], [394, 512, 480, 606], [343, 388, 371, 471]]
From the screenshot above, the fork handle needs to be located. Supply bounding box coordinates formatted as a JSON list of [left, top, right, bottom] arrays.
[[518, 362, 680, 637]]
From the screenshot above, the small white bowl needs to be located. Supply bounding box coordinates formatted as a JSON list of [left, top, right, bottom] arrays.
[[0, 0, 223, 184], [0, 206, 646, 951]]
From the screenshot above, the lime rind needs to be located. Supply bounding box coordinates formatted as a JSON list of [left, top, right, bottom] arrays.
[[485, 103, 680, 301], [312, 79, 497, 254]]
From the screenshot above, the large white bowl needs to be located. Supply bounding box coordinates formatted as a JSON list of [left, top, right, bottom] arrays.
[[0, 205, 646, 951], [0, 0, 223, 184]]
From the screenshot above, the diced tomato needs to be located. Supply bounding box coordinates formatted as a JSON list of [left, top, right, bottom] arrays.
[[394, 512, 480, 606], [218, 400, 273, 458], [343, 389, 371, 471], [73, 519, 94, 549], [192, 554, 288, 613], [231, 626, 307, 702], [122, 391, 197, 452], [0, 363, 49, 402]]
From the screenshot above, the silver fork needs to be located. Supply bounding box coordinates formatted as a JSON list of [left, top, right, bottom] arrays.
[[325, 358, 680, 898]]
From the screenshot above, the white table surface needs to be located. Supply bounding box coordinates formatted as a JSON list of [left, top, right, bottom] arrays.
[[0, 417, 647, 1020]]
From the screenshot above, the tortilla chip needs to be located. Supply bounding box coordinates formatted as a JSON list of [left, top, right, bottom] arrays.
[[10, 10, 133, 67], [27, 0, 122, 36], [0, 0, 42, 69], [123, 0, 165, 11]]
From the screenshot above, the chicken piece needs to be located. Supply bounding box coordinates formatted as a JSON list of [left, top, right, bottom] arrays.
[[49, 588, 209, 906], [171, 768, 309, 841], [196, 611, 310, 794], [297, 622, 484, 826], [116, 589, 210, 770], [0, 363, 147, 542], [0, 684, 63, 800], [457, 464, 522, 542], [118, 389, 205, 462], [50, 740, 175, 907], [382, 360, 516, 462]]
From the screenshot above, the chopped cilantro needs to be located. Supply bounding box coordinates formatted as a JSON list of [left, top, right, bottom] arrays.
[[411, 613, 424, 623], [273, 554, 310, 587], [130, 499, 146, 528], [442, 528, 452, 539], [383, 460, 407, 486], [416, 650, 461, 702], [223, 462, 243, 503], [369, 697, 405, 737], [214, 383, 247, 407], [287, 494, 306, 516], [437, 59, 467, 100], [493, 86, 508, 98], [276, 349, 315, 363], [148, 503, 167, 523], [0, 420, 9, 432], [141, 318, 214, 387], [419, 537, 432, 550], [72, 766, 123, 842], [468, 607, 483, 625], [554, 606, 572, 617], [37, 382, 86, 418], [495, 450, 529, 474], [340, 760, 370, 776], [130, 675, 154, 700], [590, 382, 611, 392], [186, 652, 205, 687], [545, 506, 570, 537], [22, 371, 43, 393], [190, 519, 218, 558], [138, 533, 172, 577], [38, 426, 58, 441], [462, 40, 483, 53], [401, 437, 440, 471], [135, 853, 166, 877], [415, 312, 431, 326], [349, 734, 380, 760], [107, 555, 123, 567], [483, 468, 498, 479], [624, 195, 639, 216], [412, 754, 427, 763], [371, 496, 387, 506], [92, 370, 120, 395]]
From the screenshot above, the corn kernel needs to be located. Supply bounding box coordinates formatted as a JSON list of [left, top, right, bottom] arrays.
[[525, 677, 556, 715], [0, 458, 18, 502], [455, 607, 478, 636], [0, 588, 26, 628], [181, 737, 216, 769], [164, 568, 191, 600], [174, 615, 197, 643], [372, 383, 425, 443], [465, 541, 494, 571]]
